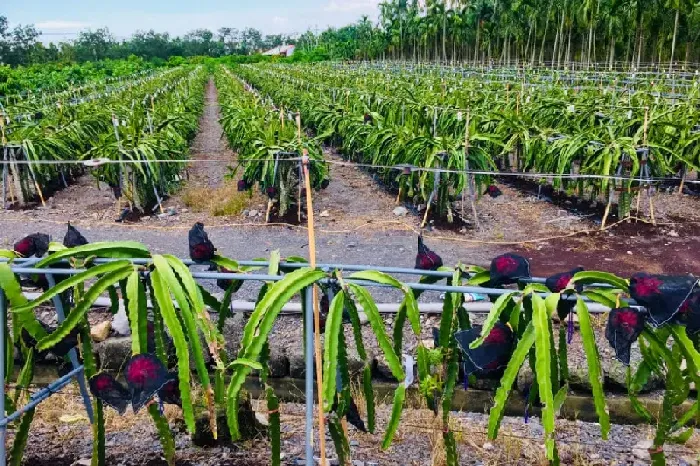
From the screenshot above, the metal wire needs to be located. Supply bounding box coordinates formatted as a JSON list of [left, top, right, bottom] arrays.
[[2, 155, 699, 185], [250, 65, 694, 109]]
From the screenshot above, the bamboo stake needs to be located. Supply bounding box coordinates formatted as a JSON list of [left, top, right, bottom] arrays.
[[301, 148, 328, 466]]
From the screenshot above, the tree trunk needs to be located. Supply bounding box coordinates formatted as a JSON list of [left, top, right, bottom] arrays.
[[669, 8, 679, 72], [434, 32, 439, 62], [608, 34, 615, 70], [636, 26, 643, 69], [552, 14, 561, 66], [625, 33, 632, 69], [557, 10, 566, 67], [566, 25, 572, 64], [593, 28, 597, 65], [442, 12, 447, 62], [475, 23, 481, 65], [540, 0, 554, 64], [525, 19, 533, 63], [588, 23, 594, 68]]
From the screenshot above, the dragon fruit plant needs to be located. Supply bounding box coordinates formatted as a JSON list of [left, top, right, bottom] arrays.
[[217, 67, 328, 220], [1, 237, 699, 466]]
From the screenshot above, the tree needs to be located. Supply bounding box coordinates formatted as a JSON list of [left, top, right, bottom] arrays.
[[0, 17, 41, 66], [74, 28, 116, 62], [241, 28, 263, 54]]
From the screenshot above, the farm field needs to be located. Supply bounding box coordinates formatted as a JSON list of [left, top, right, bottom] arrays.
[[1, 59, 700, 466]]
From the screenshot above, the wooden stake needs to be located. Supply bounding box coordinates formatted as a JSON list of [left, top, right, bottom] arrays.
[[643, 107, 649, 147], [678, 168, 686, 195], [601, 186, 612, 230], [420, 199, 432, 229], [30, 177, 46, 207], [297, 112, 303, 223], [301, 149, 328, 466], [464, 111, 480, 229]]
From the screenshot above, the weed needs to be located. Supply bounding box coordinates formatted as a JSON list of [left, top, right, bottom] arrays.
[[181, 183, 251, 216]]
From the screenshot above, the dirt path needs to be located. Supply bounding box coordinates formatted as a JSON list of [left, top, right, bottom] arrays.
[[313, 150, 411, 230], [173, 78, 232, 190]]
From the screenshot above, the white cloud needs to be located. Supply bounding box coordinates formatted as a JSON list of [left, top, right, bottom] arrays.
[[272, 16, 289, 26], [323, 0, 380, 13], [36, 20, 92, 30]]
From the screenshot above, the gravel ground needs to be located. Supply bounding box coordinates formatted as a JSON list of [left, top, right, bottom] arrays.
[[10, 388, 699, 466]]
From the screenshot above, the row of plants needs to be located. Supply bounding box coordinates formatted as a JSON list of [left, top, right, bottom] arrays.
[[0, 58, 159, 100], [239, 62, 700, 221], [1, 237, 698, 466], [2, 67, 161, 122], [235, 64, 496, 222], [3, 66, 204, 208], [335, 61, 699, 93], [84, 67, 207, 210], [216, 66, 328, 220]]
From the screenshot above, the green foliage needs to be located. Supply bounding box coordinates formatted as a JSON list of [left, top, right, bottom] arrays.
[[216, 66, 328, 219], [348, 284, 405, 381], [9, 408, 35, 466], [267, 387, 281, 466], [227, 267, 325, 438], [488, 323, 535, 438], [150, 268, 196, 433], [3, 242, 700, 466], [381, 384, 406, 450], [532, 293, 556, 459], [322, 290, 346, 412], [576, 297, 610, 439], [149, 404, 176, 465]]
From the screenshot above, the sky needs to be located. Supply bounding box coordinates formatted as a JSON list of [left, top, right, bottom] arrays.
[[3, 0, 381, 43]]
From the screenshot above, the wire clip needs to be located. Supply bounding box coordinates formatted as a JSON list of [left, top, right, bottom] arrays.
[[83, 158, 110, 168]]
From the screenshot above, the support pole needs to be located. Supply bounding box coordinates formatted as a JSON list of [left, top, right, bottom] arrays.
[[301, 150, 328, 465], [421, 165, 441, 229], [22, 147, 46, 207], [464, 111, 480, 229], [45, 275, 94, 423], [112, 115, 126, 214], [304, 287, 314, 466], [2, 146, 7, 209], [0, 289, 6, 466]]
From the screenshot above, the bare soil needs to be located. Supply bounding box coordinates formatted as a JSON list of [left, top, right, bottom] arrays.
[[9, 388, 699, 466]]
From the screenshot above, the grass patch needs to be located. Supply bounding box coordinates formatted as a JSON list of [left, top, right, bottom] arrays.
[[181, 183, 251, 216]]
